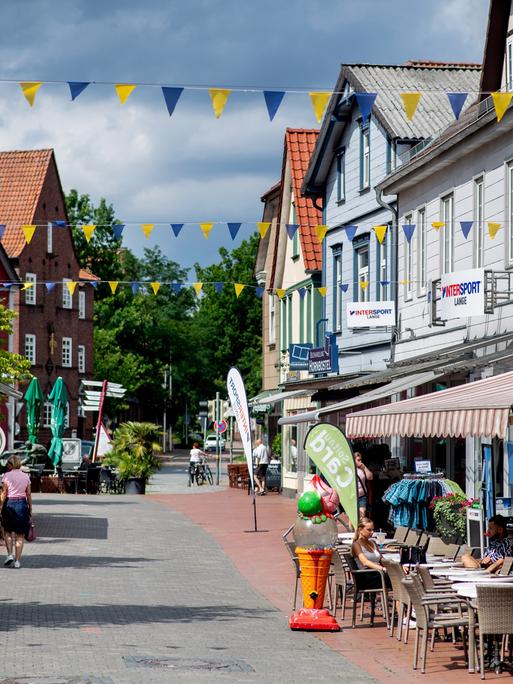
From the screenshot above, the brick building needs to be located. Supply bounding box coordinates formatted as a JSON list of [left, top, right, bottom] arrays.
[[0, 149, 96, 444]]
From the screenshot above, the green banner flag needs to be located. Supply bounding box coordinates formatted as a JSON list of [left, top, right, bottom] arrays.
[[305, 424, 358, 529]]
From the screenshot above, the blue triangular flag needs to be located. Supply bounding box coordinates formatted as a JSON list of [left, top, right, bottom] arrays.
[[263, 91, 285, 121], [255, 286, 264, 299], [286, 223, 299, 239], [0, 225, 5, 239], [214, 282, 224, 293], [52, 220, 66, 228], [68, 82, 90, 101], [171, 283, 183, 294], [339, 283, 349, 293], [113, 224, 125, 240], [447, 92, 468, 120], [380, 280, 391, 286], [131, 282, 140, 295], [298, 287, 306, 299], [344, 225, 358, 241], [227, 222, 242, 240], [89, 281, 98, 289], [402, 224, 416, 243], [355, 92, 377, 121], [460, 221, 473, 239], [2, 283, 13, 289], [171, 223, 184, 237], [162, 87, 184, 117], [45, 282, 56, 292]]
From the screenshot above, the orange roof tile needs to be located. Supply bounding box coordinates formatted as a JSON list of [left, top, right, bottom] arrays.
[[0, 149, 53, 257], [79, 268, 100, 281], [285, 129, 322, 271]]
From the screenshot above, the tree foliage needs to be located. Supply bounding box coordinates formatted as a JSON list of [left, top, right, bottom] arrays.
[[0, 306, 32, 382]]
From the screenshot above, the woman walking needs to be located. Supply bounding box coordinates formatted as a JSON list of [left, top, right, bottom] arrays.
[[1, 455, 32, 568]]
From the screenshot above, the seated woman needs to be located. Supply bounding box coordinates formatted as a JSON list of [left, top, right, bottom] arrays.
[[352, 518, 391, 589], [461, 514, 513, 572]]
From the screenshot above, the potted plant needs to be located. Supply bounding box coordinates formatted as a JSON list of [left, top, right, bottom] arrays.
[[104, 421, 162, 494], [430, 493, 476, 544]]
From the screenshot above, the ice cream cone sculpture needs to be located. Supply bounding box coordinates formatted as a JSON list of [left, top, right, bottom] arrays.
[[289, 487, 341, 631]]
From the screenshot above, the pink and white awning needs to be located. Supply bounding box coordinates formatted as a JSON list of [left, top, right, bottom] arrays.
[[346, 370, 513, 439]]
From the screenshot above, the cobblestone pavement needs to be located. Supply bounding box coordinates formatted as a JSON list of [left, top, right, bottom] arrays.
[[0, 492, 375, 683]]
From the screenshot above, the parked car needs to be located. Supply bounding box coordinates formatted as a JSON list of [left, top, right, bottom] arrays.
[[204, 434, 225, 452]]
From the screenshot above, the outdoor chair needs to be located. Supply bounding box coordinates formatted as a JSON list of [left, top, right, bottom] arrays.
[[476, 584, 513, 679], [343, 552, 389, 629], [417, 565, 455, 593], [402, 575, 470, 674], [427, 536, 452, 557], [445, 543, 461, 560], [283, 539, 301, 611], [331, 548, 353, 620], [381, 558, 411, 643], [386, 525, 409, 547], [499, 556, 513, 576]]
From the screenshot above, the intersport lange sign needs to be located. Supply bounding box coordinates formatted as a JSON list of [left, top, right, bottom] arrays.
[[440, 268, 484, 319]]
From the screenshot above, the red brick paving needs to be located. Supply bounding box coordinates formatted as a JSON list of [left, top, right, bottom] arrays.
[[151, 489, 510, 682]]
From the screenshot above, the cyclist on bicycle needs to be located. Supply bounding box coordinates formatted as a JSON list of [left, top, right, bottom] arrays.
[[188, 442, 208, 486]]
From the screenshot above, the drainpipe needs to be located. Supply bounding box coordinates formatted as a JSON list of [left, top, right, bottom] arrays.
[[375, 187, 399, 363], [315, 318, 328, 347]]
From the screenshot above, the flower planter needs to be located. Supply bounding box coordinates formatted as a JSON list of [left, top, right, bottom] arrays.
[[124, 477, 146, 495]]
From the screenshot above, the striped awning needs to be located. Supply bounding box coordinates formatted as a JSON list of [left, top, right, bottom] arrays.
[[346, 370, 513, 439]]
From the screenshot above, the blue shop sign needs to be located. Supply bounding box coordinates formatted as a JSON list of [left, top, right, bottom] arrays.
[[288, 343, 313, 371], [308, 333, 339, 375]]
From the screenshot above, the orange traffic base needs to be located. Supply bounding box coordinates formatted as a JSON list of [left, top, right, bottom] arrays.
[[289, 608, 340, 631]]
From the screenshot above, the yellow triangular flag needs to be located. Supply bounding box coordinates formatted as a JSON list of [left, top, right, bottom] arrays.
[[432, 221, 445, 231], [200, 223, 214, 239], [234, 283, 245, 298], [309, 92, 331, 123], [20, 82, 42, 107], [257, 222, 271, 239], [115, 84, 136, 104], [399, 279, 411, 286], [108, 281, 119, 294], [209, 89, 231, 118], [150, 282, 161, 295], [66, 281, 78, 295], [491, 92, 513, 123], [22, 224, 36, 244], [317, 287, 327, 297], [22, 282, 34, 290], [315, 225, 328, 242], [488, 222, 502, 239], [374, 225, 387, 244], [276, 288, 286, 299], [82, 224, 96, 243], [193, 282, 203, 295], [400, 92, 421, 121], [360, 280, 369, 291], [141, 223, 154, 239]]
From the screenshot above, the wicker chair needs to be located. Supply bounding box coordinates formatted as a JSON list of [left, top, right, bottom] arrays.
[[402, 575, 469, 674], [499, 556, 513, 576], [283, 539, 301, 611], [476, 584, 513, 679], [343, 552, 389, 629], [381, 558, 411, 642], [332, 548, 353, 620], [427, 536, 453, 557], [417, 565, 455, 593]]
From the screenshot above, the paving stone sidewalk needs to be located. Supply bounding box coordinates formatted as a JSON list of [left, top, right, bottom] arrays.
[[0, 493, 375, 683]]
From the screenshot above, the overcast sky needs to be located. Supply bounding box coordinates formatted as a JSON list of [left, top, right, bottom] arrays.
[[0, 0, 489, 272]]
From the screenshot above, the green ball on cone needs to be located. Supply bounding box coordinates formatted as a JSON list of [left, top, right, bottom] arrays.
[[297, 490, 322, 516]]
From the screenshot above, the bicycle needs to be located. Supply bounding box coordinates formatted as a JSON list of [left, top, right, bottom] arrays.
[[188, 459, 214, 486]]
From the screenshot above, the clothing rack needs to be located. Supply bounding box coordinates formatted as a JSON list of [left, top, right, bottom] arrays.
[[403, 472, 446, 480]]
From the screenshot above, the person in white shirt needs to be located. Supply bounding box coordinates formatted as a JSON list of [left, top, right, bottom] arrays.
[[188, 443, 208, 486], [253, 439, 269, 495]]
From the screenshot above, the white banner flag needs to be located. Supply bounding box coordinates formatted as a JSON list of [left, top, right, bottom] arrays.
[[227, 367, 254, 491]]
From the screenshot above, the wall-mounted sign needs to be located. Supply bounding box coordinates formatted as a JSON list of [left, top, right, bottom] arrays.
[[346, 301, 395, 328], [440, 268, 484, 319], [288, 343, 313, 371], [308, 333, 339, 375]]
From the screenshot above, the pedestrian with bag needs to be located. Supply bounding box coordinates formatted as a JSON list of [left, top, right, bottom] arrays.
[[1, 455, 32, 568], [355, 451, 373, 519]]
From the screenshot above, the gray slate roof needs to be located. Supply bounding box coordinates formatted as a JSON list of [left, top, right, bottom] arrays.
[[345, 64, 482, 139]]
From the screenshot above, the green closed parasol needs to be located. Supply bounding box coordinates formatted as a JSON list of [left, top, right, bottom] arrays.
[[47, 377, 68, 468], [24, 377, 43, 445]]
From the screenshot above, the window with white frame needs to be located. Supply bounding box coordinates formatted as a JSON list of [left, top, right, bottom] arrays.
[[336, 149, 346, 202], [47, 222, 53, 254], [333, 250, 343, 331], [79, 290, 86, 319], [378, 235, 388, 301], [473, 176, 485, 268], [268, 294, 275, 345], [404, 215, 413, 300], [356, 244, 370, 302], [507, 161, 513, 265], [24, 334, 36, 365], [360, 125, 370, 190], [44, 400, 69, 428], [78, 345, 85, 373], [62, 278, 73, 309], [62, 337, 72, 367], [441, 193, 454, 274], [417, 207, 427, 295], [24, 273, 36, 305], [507, 38, 513, 91]]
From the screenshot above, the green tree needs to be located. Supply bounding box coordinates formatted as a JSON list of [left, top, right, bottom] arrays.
[[0, 305, 32, 382], [65, 189, 123, 282]]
